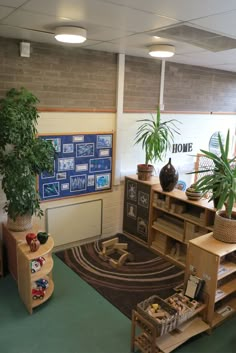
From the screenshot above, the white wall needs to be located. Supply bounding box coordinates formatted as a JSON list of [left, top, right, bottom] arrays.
[[120, 112, 236, 187], [1, 111, 235, 244]]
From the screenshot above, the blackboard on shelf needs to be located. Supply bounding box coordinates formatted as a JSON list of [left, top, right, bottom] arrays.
[[38, 132, 113, 201]]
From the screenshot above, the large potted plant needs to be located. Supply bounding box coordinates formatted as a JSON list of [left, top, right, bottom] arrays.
[[134, 106, 180, 181], [0, 87, 55, 231], [190, 130, 236, 243]]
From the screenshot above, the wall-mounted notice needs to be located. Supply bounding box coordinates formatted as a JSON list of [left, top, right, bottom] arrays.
[[38, 133, 113, 201]]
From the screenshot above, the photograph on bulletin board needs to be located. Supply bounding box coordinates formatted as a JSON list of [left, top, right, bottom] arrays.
[[38, 133, 113, 201]]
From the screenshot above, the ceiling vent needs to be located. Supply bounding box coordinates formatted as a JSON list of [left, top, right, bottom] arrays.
[[153, 24, 236, 52]]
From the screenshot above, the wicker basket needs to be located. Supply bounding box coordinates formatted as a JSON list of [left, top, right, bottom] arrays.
[[165, 293, 197, 326], [213, 210, 236, 243], [137, 295, 178, 336], [7, 214, 32, 232]]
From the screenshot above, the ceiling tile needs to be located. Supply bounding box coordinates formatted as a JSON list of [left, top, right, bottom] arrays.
[[0, 0, 27, 6], [21, 0, 179, 32], [191, 10, 236, 37], [0, 6, 15, 19], [97, 0, 236, 21]]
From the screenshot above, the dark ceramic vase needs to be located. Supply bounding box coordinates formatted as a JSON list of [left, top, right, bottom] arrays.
[[159, 158, 179, 192]]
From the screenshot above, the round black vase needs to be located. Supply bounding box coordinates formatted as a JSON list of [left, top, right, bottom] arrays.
[[159, 158, 179, 192]]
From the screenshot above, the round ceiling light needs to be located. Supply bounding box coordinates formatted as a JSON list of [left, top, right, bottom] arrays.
[[55, 26, 87, 44], [148, 44, 175, 58]]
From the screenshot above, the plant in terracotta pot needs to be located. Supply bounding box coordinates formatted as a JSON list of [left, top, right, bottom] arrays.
[[0, 87, 56, 231], [189, 130, 236, 243], [134, 106, 180, 181]]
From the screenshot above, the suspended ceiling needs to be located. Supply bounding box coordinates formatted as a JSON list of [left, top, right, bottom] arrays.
[[1, 0, 236, 72]]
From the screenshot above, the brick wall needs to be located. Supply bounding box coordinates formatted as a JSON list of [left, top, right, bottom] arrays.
[[0, 37, 117, 110], [124, 55, 161, 111], [164, 62, 236, 112]]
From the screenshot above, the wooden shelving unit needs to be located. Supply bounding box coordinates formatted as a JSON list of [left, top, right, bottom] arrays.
[[0, 239, 3, 277], [149, 186, 216, 267], [2, 223, 54, 314], [17, 236, 54, 314], [185, 232, 236, 328], [123, 175, 159, 245]]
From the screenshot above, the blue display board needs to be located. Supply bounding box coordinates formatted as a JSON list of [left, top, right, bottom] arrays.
[[38, 133, 113, 201]]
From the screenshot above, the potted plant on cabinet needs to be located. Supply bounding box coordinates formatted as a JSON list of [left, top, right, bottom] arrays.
[[0, 87, 56, 231], [134, 106, 180, 181], [189, 130, 236, 243]]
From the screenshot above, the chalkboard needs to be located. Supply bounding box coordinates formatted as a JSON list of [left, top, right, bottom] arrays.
[[38, 133, 113, 201]]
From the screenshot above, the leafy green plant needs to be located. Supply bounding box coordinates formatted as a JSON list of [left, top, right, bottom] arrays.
[[189, 130, 236, 219], [134, 106, 180, 165], [0, 87, 55, 220]]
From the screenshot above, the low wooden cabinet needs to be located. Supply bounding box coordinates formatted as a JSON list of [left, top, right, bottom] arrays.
[[185, 233, 236, 328], [17, 237, 54, 314], [123, 175, 159, 245], [2, 223, 54, 313], [149, 186, 215, 267]]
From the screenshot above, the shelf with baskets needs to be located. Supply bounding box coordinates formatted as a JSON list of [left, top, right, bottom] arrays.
[[149, 186, 216, 267], [185, 232, 236, 328], [17, 236, 54, 314]]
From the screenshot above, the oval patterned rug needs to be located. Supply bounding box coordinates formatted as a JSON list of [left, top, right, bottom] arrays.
[[56, 233, 184, 318]]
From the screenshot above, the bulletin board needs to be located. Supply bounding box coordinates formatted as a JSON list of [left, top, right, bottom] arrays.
[[38, 132, 113, 201]]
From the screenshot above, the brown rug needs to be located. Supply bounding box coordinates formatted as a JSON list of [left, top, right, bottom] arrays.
[[56, 233, 184, 318]]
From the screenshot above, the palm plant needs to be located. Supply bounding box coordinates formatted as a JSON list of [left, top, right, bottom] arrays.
[[134, 106, 180, 165], [190, 130, 236, 219]]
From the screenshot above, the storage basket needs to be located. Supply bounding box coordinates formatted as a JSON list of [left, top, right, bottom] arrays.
[[213, 210, 236, 243], [7, 214, 32, 232], [137, 295, 178, 336], [165, 293, 197, 326]]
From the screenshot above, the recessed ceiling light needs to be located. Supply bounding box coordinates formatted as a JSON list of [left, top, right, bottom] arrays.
[[148, 44, 175, 58], [55, 26, 87, 44]]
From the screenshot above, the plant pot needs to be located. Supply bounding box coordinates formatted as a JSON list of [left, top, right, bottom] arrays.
[[213, 210, 236, 243], [137, 164, 154, 181], [7, 213, 32, 232], [159, 158, 178, 192]]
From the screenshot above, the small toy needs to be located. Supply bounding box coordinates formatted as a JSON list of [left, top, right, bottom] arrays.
[[35, 278, 49, 290], [25, 232, 37, 245], [98, 237, 134, 268], [35, 256, 46, 266], [30, 260, 41, 273], [30, 238, 40, 252], [32, 288, 45, 300], [37, 231, 49, 244]]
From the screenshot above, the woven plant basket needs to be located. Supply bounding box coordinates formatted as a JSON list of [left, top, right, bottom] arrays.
[[213, 210, 236, 243], [7, 213, 32, 232], [137, 164, 154, 181]]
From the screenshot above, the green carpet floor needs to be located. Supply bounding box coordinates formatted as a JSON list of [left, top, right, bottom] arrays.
[[0, 255, 235, 353]]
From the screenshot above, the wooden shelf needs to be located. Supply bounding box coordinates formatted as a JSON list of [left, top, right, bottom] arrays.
[[32, 280, 54, 309], [212, 296, 236, 328], [215, 278, 236, 302], [31, 257, 54, 281], [152, 223, 184, 242], [218, 261, 236, 280]]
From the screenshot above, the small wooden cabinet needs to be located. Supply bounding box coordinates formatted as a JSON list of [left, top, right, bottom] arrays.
[[185, 233, 236, 328], [2, 223, 54, 314], [123, 175, 159, 245], [17, 237, 54, 314], [149, 186, 215, 267]]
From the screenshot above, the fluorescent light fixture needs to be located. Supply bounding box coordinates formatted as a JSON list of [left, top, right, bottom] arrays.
[[55, 26, 87, 43], [148, 44, 175, 58]]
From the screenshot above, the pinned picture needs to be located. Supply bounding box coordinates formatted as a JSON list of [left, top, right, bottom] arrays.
[[73, 135, 84, 143], [43, 182, 59, 198], [70, 174, 86, 192], [58, 157, 75, 171], [76, 143, 94, 157], [56, 172, 67, 180], [88, 175, 95, 186], [97, 135, 112, 149], [99, 149, 110, 157], [63, 143, 74, 154], [138, 191, 149, 208], [46, 138, 61, 153], [76, 164, 88, 172], [127, 203, 137, 219], [95, 173, 111, 190], [127, 180, 137, 201], [61, 183, 69, 191], [137, 217, 148, 236], [89, 157, 111, 173]]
